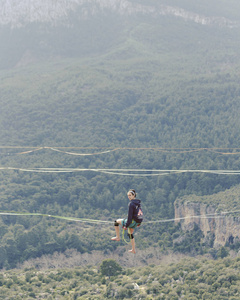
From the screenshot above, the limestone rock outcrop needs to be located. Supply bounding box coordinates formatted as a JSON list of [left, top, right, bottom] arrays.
[[174, 192, 240, 247]]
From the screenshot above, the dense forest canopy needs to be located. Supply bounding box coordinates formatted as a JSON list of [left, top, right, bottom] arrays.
[[1, 0, 240, 269], [2, 256, 240, 299]]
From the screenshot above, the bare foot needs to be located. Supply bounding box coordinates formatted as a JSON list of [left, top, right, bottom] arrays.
[[128, 249, 136, 254], [111, 237, 120, 241]]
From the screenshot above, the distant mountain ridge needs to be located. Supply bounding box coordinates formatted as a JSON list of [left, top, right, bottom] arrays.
[[1, 0, 239, 28]]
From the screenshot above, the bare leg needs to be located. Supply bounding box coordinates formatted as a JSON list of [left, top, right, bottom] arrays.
[[111, 219, 123, 241], [128, 228, 136, 254]]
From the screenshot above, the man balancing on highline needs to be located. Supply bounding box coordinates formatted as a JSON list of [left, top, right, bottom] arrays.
[[111, 189, 143, 254]]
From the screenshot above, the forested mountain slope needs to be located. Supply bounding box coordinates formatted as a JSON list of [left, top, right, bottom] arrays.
[[2, 256, 240, 299], [1, 0, 240, 269]]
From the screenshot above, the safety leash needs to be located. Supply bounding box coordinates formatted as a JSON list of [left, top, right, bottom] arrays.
[[122, 227, 131, 244]]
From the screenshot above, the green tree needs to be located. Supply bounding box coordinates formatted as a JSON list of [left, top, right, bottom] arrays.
[[0, 247, 7, 269], [100, 259, 122, 278], [217, 247, 229, 259]]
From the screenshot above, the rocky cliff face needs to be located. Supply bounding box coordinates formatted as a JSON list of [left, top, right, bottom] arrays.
[[174, 200, 240, 247], [1, 0, 239, 28]]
